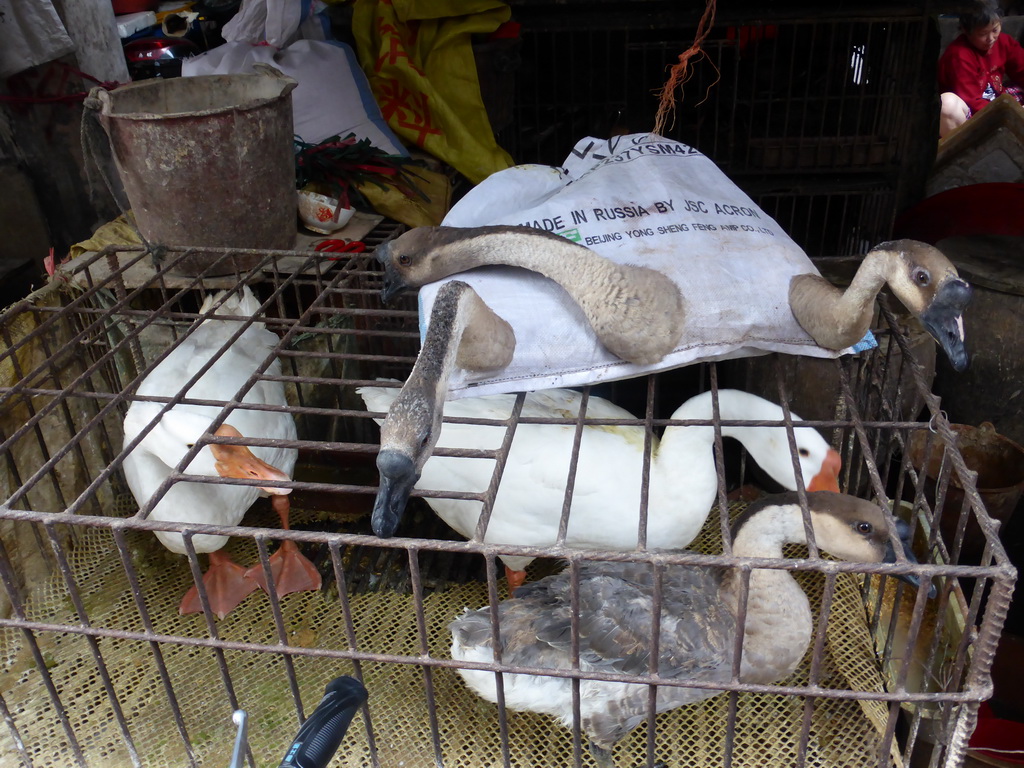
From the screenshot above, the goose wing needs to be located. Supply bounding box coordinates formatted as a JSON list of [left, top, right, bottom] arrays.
[[449, 560, 738, 749], [137, 320, 280, 401], [465, 562, 735, 680], [416, 416, 651, 548]]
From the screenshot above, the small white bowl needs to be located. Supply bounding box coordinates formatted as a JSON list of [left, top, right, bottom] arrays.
[[297, 190, 355, 234]]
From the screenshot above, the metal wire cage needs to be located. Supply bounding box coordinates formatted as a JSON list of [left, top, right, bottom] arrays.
[[0, 230, 1014, 768]]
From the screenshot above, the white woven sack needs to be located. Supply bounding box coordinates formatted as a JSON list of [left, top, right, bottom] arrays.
[[0, 0, 74, 79], [424, 132, 869, 398]]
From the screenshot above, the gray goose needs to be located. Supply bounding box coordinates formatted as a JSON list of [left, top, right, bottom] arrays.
[[789, 239, 971, 370], [376, 224, 686, 366], [450, 490, 930, 768], [372, 279, 514, 533]]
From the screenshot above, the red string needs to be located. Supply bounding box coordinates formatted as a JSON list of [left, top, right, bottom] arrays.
[[653, 0, 717, 137], [0, 61, 123, 105]]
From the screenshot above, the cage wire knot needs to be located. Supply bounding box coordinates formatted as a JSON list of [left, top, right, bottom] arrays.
[[928, 410, 949, 434]]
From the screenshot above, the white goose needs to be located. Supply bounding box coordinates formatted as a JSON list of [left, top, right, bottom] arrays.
[[450, 491, 927, 768], [122, 286, 320, 619], [357, 384, 842, 590], [789, 239, 971, 370]]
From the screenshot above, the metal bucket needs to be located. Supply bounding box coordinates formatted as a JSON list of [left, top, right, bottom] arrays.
[[92, 65, 298, 274], [908, 421, 1024, 562]]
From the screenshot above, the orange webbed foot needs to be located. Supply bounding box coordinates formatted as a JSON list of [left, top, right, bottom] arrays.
[[245, 540, 322, 598], [505, 565, 527, 595], [180, 550, 260, 619]]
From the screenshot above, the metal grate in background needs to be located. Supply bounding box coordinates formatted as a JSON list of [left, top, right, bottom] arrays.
[[498, 6, 937, 257], [0, 227, 1014, 768]]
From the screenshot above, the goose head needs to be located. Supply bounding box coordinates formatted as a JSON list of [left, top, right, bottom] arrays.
[[808, 491, 934, 596], [209, 424, 293, 495], [872, 240, 972, 371], [738, 491, 932, 595], [758, 436, 842, 494], [377, 225, 570, 302], [377, 226, 462, 303], [374, 387, 441, 537], [712, 391, 843, 494]]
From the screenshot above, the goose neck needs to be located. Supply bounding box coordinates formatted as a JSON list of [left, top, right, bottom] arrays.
[[729, 562, 811, 684], [726, 504, 814, 681], [658, 391, 771, 453], [655, 406, 715, 457], [406, 288, 471, 397], [731, 502, 808, 559], [841, 249, 896, 316], [454, 231, 610, 288]]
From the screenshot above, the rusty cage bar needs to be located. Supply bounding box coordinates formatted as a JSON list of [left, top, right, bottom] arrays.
[[0, 220, 1013, 768]]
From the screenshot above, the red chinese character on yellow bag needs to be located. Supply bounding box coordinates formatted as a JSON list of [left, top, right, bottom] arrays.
[[376, 81, 441, 145]]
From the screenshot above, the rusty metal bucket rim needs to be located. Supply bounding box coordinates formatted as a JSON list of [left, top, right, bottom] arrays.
[[93, 65, 298, 122]]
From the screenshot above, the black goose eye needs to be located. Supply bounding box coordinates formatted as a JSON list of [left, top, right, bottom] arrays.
[[913, 268, 930, 287], [799, 448, 810, 458], [399, 254, 412, 266], [856, 521, 873, 534]]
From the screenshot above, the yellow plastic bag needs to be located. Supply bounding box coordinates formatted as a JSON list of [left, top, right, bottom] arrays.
[[68, 215, 142, 260], [352, 0, 515, 184], [357, 166, 452, 228]]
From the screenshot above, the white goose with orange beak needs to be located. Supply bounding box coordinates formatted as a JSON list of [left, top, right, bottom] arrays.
[[122, 286, 320, 619], [359, 383, 842, 591]]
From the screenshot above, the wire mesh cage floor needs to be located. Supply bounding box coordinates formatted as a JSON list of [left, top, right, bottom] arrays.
[[0, 228, 1015, 768]]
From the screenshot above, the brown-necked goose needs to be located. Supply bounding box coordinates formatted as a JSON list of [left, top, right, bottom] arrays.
[[376, 224, 686, 366], [449, 490, 931, 767], [789, 239, 971, 370]]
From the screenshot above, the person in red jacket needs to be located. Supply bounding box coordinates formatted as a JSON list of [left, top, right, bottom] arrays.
[[938, 1, 1024, 137]]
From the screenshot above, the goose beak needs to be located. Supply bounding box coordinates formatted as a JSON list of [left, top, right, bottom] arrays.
[[372, 449, 419, 538], [376, 242, 408, 304], [919, 278, 972, 372], [210, 443, 293, 495], [807, 448, 842, 492], [380, 273, 404, 305], [884, 519, 937, 598]]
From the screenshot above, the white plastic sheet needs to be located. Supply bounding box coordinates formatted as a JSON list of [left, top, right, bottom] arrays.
[[182, 40, 405, 152], [424, 133, 869, 398], [221, 0, 315, 49]]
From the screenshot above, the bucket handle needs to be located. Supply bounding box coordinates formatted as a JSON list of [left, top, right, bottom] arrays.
[[251, 63, 299, 99], [81, 87, 143, 240]]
